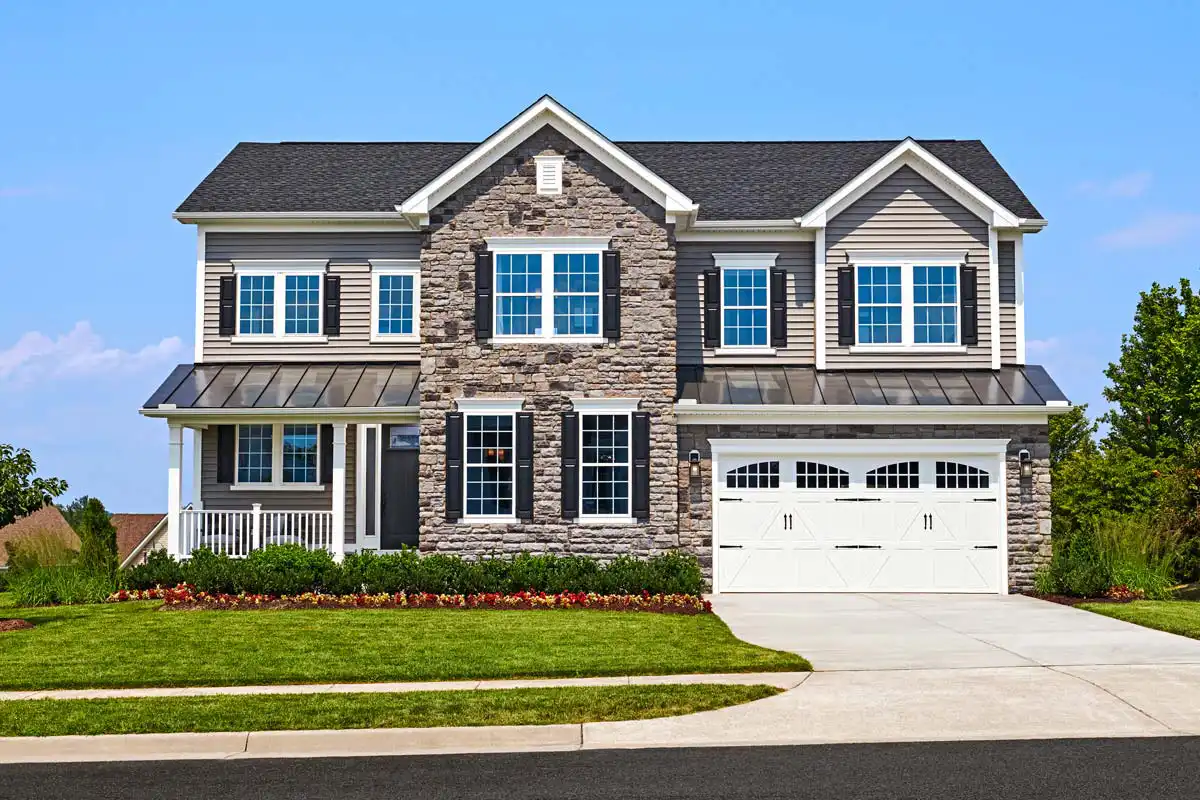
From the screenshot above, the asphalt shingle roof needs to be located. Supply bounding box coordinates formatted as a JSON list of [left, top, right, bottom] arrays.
[[176, 138, 1041, 221]]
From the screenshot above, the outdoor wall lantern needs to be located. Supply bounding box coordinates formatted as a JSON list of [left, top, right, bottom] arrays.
[[688, 450, 701, 479], [1018, 449, 1033, 479]]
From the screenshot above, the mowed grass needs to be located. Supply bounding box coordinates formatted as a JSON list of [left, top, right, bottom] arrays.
[[0, 684, 780, 737], [1078, 600, 1200, 640], [0, 596, 809, 690]]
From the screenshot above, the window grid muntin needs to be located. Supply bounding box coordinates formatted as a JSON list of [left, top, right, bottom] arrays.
[[865, 461, 920, 489], [237, 424, 274, 483], [913, 266, 958, 344], [795, 461, 850, 490], [722, 268, 769, 347], [281, 424, 319, 484], [378, 273, 416, 335], [857, 266, 902, 344], [552, 253, 601, 336], [238, 275, 275, 335], [581, 413, 630, 516], [284, 275, 321, 335], [495, 254, 544, 336], [935, 461, 990, 489], [465, 414, 515, 517], [725, 461, 780, 489]]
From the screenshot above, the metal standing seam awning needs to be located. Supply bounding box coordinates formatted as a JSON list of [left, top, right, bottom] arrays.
[[140, 363, 420, 420]]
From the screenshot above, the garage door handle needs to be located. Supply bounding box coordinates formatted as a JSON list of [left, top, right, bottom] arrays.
[[834, 545, 883, 550], [973, 545, 998, 550], [719, 544, 743, 549]]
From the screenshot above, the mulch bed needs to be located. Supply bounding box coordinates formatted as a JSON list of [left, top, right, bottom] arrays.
[[1033, 594, 1133, 607], [0, 619, 34, 633]]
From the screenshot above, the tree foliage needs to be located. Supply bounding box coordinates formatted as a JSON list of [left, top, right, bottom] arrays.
[[58, 495, 94, 533], [1049, 404, 1097, 468], [1102, 278, 1200, 459], [0, 444, 68, 528], [76, 497, 118, 581]]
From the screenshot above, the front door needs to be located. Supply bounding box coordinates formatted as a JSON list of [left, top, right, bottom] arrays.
[[380, 425, 420, 550]]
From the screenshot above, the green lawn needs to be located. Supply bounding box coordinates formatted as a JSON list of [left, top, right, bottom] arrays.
[[0, 595, 809, 690], [0, 684, 780, 737], [1078, 600, 1200, 639]]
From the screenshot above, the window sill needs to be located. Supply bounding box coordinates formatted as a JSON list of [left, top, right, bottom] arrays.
[[369, 334, 420, 344], [229, 483, 326, 492], [713, 347, 777, 357], [230, 335, 328, 345], [849, 345, 968, 354], [490, 336, 607, 345], [456, 516, 519, 525], [575, 516, 638, 526]]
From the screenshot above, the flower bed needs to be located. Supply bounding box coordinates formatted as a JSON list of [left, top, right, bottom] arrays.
[[109, 585, 713, 614]]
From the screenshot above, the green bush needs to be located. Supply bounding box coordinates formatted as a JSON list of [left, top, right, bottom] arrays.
[[1039, 514, 1184, 599], [181, 548, 241, 594], [123, 549, 184, 590], [8, 565, 116, 606], [0, 569, 8, 592], [241, 545, 338, 596]]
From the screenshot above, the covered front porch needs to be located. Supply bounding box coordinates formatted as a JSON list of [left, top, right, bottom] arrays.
[[141, 362, 421, 559]]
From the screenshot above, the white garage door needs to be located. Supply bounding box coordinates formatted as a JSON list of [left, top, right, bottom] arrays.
[[715, 448, 1004, 593]]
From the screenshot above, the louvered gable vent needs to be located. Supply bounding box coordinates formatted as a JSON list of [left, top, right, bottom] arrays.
[[534, 155, 564, 195]]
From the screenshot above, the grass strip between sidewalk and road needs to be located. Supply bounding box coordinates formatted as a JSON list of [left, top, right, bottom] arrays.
[[0, 595, 810, 690], [0, 684, 781, 737], [1078, 600, 1200, 639]]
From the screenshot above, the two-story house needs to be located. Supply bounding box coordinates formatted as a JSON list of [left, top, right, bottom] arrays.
[[143, 96, 1068, 594]]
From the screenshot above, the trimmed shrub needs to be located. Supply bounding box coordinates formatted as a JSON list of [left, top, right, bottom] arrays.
[[123, 549, 184, 591], [241, 545, 338, 596]]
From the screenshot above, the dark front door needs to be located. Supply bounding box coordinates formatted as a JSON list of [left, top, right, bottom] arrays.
[[380, 426, 420, 550]]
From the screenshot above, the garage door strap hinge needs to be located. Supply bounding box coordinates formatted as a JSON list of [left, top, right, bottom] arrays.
[[834, 544, 883, 549], [973, 498, 998, 503], [719, 497, 743, 502], [973, 545, 999, 550], [718, 544, 744, 549], [834, 498, 882, 502]]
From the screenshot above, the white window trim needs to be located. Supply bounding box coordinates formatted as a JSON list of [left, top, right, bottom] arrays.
[[369, 259, 421, 343], [714, 252, 778, 353], [577, 409, 635, 523], [231, 422, 325, 491], [846, 252, 966, 352], [458, 398, 522, 523], [486, 237, 610, 344], [534, 154, 564, 195], [231, 260, 327, 343]]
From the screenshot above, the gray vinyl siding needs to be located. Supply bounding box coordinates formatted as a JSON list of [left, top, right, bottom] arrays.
[[998, 240, 1018, 364], [199, 424, 357, 542], [824, 166, 993, 368], [677, 241, 815, 366], [203, 232, 422, 362]]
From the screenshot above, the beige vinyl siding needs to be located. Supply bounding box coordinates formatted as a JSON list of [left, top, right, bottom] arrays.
[[824, 165, 993, 368], [677, 241, 815, 366], [998, 240, 1018, 364], [203, 233, 421, 363]]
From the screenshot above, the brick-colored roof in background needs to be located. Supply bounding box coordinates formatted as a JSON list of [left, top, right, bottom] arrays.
[[0, 506, 79, 567], [111, 514, 165, 562]]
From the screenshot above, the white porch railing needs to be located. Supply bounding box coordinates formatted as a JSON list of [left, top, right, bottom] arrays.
[[179, 505, 336, 558]]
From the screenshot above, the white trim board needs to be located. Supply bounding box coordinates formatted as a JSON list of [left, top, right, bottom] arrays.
[[675, 404, 1060, 426], [708, 438, 1010, 456]]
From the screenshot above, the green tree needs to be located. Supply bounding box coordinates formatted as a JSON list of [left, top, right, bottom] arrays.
[[0, 444, 68, 527], [58, 495, 94, 533], [1102, 278, 1200, 458], [1049, 404, 1097, 469], [76, 497, 118, 580]]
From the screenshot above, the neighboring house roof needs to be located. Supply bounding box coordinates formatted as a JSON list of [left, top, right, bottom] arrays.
[[0, 506, 79, 567], [175, 138, 1041, 222], [112, 514, 167, 566]]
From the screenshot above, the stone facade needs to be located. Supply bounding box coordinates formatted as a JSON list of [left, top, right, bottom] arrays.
[[677, 423, 1052, 593], [418, 126, 680, 559]]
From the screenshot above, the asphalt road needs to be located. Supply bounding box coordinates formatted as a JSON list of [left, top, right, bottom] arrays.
[[2, 737, 1198, 799]]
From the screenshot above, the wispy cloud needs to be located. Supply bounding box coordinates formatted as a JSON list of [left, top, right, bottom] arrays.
[[1098, 211, 1200, 248], [1026, 337, 1060, 356], [1075, 171, 1153, 199], [0, 322, 183, 386]]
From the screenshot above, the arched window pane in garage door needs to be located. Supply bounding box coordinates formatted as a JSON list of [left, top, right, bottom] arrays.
[[935, 461, 991, 489], [795, 461, 850, 489], [725, 461, 780, 489], [866, 461, 920, 489]]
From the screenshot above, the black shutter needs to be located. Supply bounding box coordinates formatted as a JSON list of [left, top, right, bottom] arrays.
[[631, 412, 650, 522], [603, 250, 621, 340], [216, 425, 235, 484], [770, 268, 788, 348], [319, 424, 334, 485], [703, 269, 721, 349], [445, 413, 464, 521], [218, 275, 236, 337], [516, 412, 534, 521], [561, 412, 579, 520], [475, 251, 493, 341], [837, 266, 855, 346], [323, 274, 341, 336], [961, 264, 979, 346]]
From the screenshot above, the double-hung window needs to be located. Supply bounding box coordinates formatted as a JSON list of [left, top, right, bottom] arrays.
[[572, 399, 638, 521], [234, 423, 322, 488], [370, 260, 420, 342], [714, 253, 778, 352], [848, 253, 964, 349], [233, 261, 326, 341], [488, 237, 608, 342], [464, 412, 516, 518]]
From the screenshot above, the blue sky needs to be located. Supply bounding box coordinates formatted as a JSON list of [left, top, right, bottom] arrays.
[[1, 0, 1198, 511]]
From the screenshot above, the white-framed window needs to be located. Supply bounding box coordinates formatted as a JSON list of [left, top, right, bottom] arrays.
[[370, 260, 420, 342], [714, 253, 778, 352], [232, 260, 326, 341], [233, 423, 323, 489], [572, 398, 638, 521], [464, 412, 516, 519], [848, 252, 965, 350], [487, 237, 608, 342]]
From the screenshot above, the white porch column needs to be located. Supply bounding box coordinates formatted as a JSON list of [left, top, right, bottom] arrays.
[[191, 428, 203, 510], [166, 423, 184, 557], [331, 423, 347, 560]]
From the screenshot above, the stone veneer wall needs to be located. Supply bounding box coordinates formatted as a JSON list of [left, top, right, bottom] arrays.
[[418, 126, 680, 559], [677, 424, 1052, 593]]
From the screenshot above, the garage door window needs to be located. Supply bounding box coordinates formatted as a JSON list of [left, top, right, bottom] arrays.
[[726, 461, 779, 489], [866, 461, 919, 489], [796, 461, 850, 489], [935, 461, 990, 489]]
